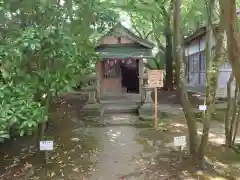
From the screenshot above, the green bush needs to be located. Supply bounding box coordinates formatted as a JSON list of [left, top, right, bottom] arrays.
[[0, 83, 46, 141], [0, 27, 98, 142]]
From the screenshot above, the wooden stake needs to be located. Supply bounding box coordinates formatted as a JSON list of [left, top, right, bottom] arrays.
[[154, 87, 158, 130]]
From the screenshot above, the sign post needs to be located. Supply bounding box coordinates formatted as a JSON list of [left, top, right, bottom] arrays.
[[154, 87, 158, 130], [40, 140, 54, 179], [148, 70, 164, 130]]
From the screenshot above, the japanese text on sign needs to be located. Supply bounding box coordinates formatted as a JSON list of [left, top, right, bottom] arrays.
[[148, 70, 164, 88], [174, 136, 186, 150], [40, 141, 54, 151]]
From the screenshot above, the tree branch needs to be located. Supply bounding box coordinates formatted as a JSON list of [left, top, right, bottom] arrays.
[[151, 15, 165, 51], [132, 23, 144, 38], [144, 30, 153, 39], [129, 13, 144, 38]]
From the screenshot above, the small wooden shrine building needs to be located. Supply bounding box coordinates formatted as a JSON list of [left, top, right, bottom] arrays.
[[95, 23, 154, 99]]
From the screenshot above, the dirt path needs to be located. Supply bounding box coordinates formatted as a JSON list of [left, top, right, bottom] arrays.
[[29, 113, 182, 180], [1, 93, 240, 180], [80, 114, 146, 179]]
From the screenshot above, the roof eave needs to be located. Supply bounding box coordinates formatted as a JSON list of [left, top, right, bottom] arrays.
[[118, 24, 154, 49], [184, 27, 206, 44], [184, 24, 219, 44], [96, 23, 155, 49]]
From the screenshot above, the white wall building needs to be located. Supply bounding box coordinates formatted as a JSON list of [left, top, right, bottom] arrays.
[[184, 27, 234, 98]]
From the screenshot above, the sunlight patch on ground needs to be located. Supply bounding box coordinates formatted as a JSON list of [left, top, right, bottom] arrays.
[[181, 170, 231, 180], [197, 131, 225, 145], [214, 161, 229, 169], [112, 116, 127, 121], [205, 176, 227, 180], [175, 129, 182, 133], [232, 163, 240, 168], [204, 156, 235, 177], [172, 123, 186, 128], [234, 137, 240, 143], [179, 170, 195, 179], [209, 137, 225, 144], [208, 132, 217, 138], [106, 129, 122, 143]]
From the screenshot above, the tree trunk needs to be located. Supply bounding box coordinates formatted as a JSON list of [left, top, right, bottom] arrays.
[[224, 81, 240, 147], [219, 0, 240, 148], [219, 0, 240, 86], [228, 85, 238, 146], [232, 101, 240, 146], [197, 22, 214, 169], [174, 0, 224, 168], [197, 0, 222, 167], [164, 28, 174, 91], [225, 73, 234, 146], [174, 0, 199, 156]]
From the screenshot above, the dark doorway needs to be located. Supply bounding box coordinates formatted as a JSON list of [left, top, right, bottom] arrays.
[[120, 59, 139, 93]]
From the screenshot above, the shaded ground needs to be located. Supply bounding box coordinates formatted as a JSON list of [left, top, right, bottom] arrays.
[[154, 90, 228, 114], [153, 89, 205, 106], [152, 89, 181, 105], [0, 92, 240, 180], [0, 92, 88, 180]]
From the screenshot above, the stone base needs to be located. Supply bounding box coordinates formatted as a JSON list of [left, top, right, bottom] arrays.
[[138, 103, 162, 120], [104, 105, 139, 114], [81, 103, 104, 117], [138, 103, 183, 120]]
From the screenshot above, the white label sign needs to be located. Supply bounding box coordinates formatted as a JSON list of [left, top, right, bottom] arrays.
[[40, 141, 53, 151], [198, 105, 207, 111], [174, 136, 186, 150]]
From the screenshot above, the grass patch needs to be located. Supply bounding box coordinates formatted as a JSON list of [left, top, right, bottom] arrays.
[[233, 143, 240, 154], [194, 108, 227, 122]]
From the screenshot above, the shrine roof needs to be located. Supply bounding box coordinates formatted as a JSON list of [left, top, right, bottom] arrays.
[[96, 23, 154, 49]]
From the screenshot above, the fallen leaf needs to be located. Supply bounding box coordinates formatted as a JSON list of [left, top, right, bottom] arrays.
[[24, 162, 33, 169], [71, 138, 80, 142], [49, 172, 56, 177], [72, 168, 79, 172]]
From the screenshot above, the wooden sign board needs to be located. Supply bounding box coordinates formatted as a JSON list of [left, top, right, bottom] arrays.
[[148, 70, 164, 88]]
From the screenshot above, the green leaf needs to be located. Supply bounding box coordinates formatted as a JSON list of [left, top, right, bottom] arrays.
[[0, 131, 10, 139], [20, 130, 24, 137]]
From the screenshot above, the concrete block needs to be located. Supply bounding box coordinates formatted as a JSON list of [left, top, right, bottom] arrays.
[[81, 103, 104, 117], [138, 103, 162, 120]]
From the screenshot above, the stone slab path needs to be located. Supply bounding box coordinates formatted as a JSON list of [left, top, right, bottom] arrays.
[[73, 114, 150, 180]]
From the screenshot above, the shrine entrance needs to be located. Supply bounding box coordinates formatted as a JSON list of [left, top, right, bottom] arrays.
[[101, 58, 139, 96], [120, 59, 139, 93], [95, 23, 154, 99]]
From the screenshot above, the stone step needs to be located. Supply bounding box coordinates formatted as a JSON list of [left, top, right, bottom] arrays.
[[103, 104, 139, 114], [101, 100, 140, 105]]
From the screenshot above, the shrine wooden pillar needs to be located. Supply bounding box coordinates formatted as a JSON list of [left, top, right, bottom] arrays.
[[138, 58, 144, 101], [96, 61, 103, 100]]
